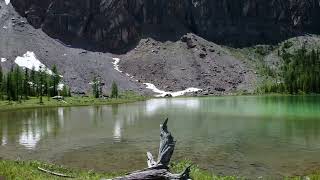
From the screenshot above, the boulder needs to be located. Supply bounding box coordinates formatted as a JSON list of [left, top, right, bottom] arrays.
[[52, 96, 64, 100]]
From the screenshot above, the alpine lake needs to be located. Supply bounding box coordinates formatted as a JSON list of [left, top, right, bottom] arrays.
[[1, 95, 320, 179]]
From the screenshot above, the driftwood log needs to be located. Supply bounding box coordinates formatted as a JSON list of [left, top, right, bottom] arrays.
[[37, 167, 74, 178], [111, 119, 191, 180]]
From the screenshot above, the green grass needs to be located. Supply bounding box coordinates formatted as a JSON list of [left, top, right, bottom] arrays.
[[0, 91, 148, 112], [1, 160, 319, 180], [171, 160, 240, 180], [0, 160, 120, 180], [0, 160, 236, 180]]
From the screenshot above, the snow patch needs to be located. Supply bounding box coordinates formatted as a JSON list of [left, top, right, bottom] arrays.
[[112, 58, 122, 73], [57, 83, 64, 91], [111, 57, 201, 97], [1, 58, 7, 62], [144, 83, 201, 97], [15, 51, 52, 74], [5, 0, 10, 5], [3, 26, 7, 29]]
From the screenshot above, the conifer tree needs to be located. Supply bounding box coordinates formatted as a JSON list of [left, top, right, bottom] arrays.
[[61, 85, 68, 97], [23, 68, 30, 100], [68, 87, 71, 97], [0, 64, 3, 100], [30, 66, 37, 96], [14, 66, 23, 102], [111, 81, 118, 98], [39, 66, 45, 104], [92, 76, 100, 98], [51, 65, 61, 96]]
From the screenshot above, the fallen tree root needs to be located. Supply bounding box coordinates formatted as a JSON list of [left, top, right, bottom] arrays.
[[111, 118, 191, 180], [37, 167, 74, 178]]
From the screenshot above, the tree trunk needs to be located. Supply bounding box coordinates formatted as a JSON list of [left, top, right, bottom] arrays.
[[111, 119, 191, 180]]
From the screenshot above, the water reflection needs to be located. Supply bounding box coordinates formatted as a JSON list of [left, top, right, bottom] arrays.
[[1, 128, 7, 146], [113, 119, 122, 142], [0, 108, 66, 150], [0, 96, 320, 178], [19, 127, 41, 149], [146, 98, 200, 114]]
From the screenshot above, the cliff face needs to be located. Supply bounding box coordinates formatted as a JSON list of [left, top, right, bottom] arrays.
[[11, 0, 320, 51]]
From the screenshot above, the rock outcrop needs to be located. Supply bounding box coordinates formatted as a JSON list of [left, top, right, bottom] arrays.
[[10, 0, 320, 51]]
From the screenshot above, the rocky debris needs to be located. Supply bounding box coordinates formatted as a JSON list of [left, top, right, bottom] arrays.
[[214, 87, 226, 92], [11, 0, 320, 52], [187, 40, 197, 49], [120, 35, 257, 95], [181, 35, 197, 49], [199, 53, 207, 59]]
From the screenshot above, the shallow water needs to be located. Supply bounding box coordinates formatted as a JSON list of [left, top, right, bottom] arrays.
[[0, 96, 320, 178]]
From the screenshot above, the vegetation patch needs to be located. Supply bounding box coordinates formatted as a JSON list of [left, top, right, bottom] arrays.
[[0, 92, 147, 112], [1, 160, 320, 180], [0, 160, 239, 180], [257, 46, 320, 94]]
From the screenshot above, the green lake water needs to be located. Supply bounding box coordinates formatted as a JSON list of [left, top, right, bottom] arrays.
[[0, 96, 320, 178]]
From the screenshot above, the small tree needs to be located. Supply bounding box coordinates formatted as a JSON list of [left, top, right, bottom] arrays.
[[14, 66, 23, 103], [68, 86, 72, 97], [0, 64, 3, 100], [92, 76, 100, 98], [30, 66, 36, 96], [6, 68, 15, 102], [61, 85, 68, 97], [51, 65, 61, 97], [39, 66, 45, 104], [23, 68, 30, 100], [111, 81, 118, 98]]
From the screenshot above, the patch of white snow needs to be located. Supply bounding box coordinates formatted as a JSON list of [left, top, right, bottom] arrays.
[[57, 83, 64, 91], [3, 26, 7, 29], [111, 57, 201, 97], [15, 51, 52, 74], [5, 0, 10, 5], [1, 58, 7, 62], [144, 83, 201, 97], [112, 58, 122, 73]]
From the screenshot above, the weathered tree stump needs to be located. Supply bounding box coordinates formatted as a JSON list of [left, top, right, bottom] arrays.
[[111, 118, 191, 180]]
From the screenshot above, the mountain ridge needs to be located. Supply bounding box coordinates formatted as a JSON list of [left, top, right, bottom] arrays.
[[11, 0, 320, 52]]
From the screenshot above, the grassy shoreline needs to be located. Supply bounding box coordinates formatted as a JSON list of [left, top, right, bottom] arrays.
[[0, 93, 149, 112], [1, 93, 319, 112], [1, 159, 319, 180], [0, 160, 238, 180]]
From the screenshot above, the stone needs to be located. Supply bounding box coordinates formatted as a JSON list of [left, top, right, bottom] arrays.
[[199, 53, 207, 58], [52, 96, 64, 100]]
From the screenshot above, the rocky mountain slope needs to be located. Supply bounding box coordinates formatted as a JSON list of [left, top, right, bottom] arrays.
[[10, 0, 320, 51], [1, 0, 320, 96], [120, 34, 256, 95], [0, 1, 144, 94]]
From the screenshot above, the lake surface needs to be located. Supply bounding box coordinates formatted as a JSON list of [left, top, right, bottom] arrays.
[[1, 96, 320, 179]]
